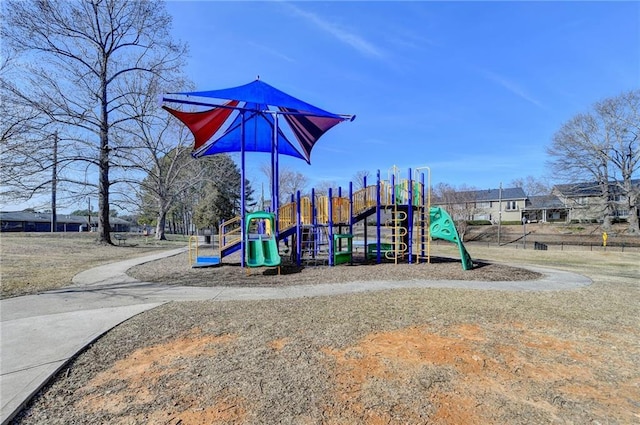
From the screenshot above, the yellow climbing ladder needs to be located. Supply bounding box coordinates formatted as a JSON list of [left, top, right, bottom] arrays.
[[385, 205, 407, 264]]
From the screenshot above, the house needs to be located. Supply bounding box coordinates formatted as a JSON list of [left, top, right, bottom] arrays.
[[434, 187, 528, 223], [553, 180, 640, 223], [0, 211, 132, 232], [523, 195, 569, 223]]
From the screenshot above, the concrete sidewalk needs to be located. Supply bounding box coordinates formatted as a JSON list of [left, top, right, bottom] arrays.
[[0, 250, 591, 424]]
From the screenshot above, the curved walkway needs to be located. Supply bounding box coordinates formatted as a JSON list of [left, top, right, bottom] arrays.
[[0, 249, 591, 424]]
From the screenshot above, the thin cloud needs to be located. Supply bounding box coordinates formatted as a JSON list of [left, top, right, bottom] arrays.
[[282, 2, 384, 59], [247, 41, 296, 63], [483, 70, 544, 108]]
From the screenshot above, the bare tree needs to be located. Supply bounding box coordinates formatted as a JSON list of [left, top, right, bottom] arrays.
[[547, 90, 639, 232], [510, 176, 550, 197], [433, 183, 479, 238], [352, 170, 372, 189], [112, 73, 199, 240], [126, 129, 200, 240], [313, 180, 339, 197], [260, 163, 309, 203], [596, 90, 640, 233], [547, 112, 614, 228], [1, 0, 186, 243]]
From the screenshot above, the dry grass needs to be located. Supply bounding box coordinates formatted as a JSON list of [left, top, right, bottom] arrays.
[[13, 240, 640, 424], [0, 232, 187, 298]]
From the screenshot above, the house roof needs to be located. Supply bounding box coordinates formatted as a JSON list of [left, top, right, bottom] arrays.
[[554, 179, 640, 197], [456, 187, 527, 202], [524, 195, 567, 210], [432, 187, 527, 204], [475, 187, 526, 201]]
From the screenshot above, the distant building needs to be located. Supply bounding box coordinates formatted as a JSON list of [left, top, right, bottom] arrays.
[[523, 195, 569, 223], [434, 187, 528, 223], [553, 179, 640, 223], [0, 211, 131, 232]]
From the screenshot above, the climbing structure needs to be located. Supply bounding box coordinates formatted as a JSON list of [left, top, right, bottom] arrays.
[[429, 207, 474, 271], [201, 166, 474, 271]]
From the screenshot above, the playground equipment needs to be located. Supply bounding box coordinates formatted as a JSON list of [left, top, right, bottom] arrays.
[[188, 216, 242, 268], [333, 233, 353, 265], [245, 211, 281, 271], [187, 166, 473, 271], [188, 235, 221, 268]]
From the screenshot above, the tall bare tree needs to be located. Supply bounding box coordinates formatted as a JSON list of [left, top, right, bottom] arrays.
[[547, 90, 639, 233], [113, 73, 199, 241], [313, 180, 339, 197], [596, 90, 640, 233], [510, 176, 550, 197], [433, 183, 479, 238], [1, 0, 186, 243], [352, 170, 372, 189], [260, 163, 309, 204]]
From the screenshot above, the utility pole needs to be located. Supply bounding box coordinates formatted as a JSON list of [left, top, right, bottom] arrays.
[[497, 182, 502, 246], [51, 132, 58, 232]]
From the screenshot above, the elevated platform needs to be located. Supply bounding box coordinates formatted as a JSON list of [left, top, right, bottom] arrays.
[[192, 256, 221, 268]]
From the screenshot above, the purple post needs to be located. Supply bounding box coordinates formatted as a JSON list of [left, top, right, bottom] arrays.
[[240, 112, 246, 268], [272, 113, 279, 238], [312, 188, 317, 257], [348, 181, 353, 238], [296, 190, 302, 266], [376, 169, 381, 264], [328, 187, 334, 266], [363, 175, 368, 254], [408, 167, 413, 264], [421, 171, 426, 259]]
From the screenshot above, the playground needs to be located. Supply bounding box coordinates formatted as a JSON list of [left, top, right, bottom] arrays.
[[164, 80, 473, 274], [187, 167, 475, 276]]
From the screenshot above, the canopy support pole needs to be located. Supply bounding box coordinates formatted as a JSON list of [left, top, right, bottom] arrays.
[[272, 112, 280, 239], [240, 111, 246, 268]]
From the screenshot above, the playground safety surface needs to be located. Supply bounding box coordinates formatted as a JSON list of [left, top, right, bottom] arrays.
[[5, 248, 640, 424]]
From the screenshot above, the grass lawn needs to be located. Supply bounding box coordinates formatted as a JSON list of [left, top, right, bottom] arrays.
[[0, 232, 187, 298], [11, 238, 640, 424]]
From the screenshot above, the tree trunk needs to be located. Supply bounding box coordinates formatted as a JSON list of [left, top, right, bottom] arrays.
[[97, 66, 112, 244], [624, 179, 639, 234], [156, 208, 167, 240], [629, 207, 639, 234], [628, 192, 639, 234], [98, 159, 111, 243]]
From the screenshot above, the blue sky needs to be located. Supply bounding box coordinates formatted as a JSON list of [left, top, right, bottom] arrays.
[[165, 0, 639, 193], [6, 1, 638, 213]]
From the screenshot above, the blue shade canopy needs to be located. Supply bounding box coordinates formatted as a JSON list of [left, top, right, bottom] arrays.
[[192, 104, 307, 160], [171, 79, 344, 118], [163, 79, 354, 163]]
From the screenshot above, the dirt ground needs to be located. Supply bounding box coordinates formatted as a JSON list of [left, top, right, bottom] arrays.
[[127, 250, 541, 287], [11, 244, 640, 424]]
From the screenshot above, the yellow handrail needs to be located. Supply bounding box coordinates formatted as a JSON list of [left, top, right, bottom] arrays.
[[352, 185, 378, 217], [220, 216, 241, 251], [300, 197, 312, 224], [316, 196, 329, 224], [188, 235, 199, 265], [278, 202, 296, 233], [332, 197, 350, 224]]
